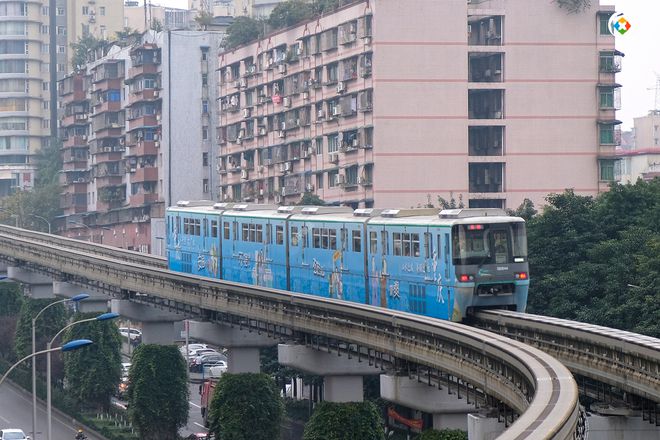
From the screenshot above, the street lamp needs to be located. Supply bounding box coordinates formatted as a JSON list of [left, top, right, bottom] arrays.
[[68, 220, 92, 242], [28, 214, 51, 234], [0, 340, 93, 389], [31, 294, 89, 440], [46, 312, 119, 440]]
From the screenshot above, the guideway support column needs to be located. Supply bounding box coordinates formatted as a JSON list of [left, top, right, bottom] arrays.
[[188, 321, 275, 373], [380, 375, 478, 432], [7, 266, 54, 298], [278, 344, 381, 403], [53, 281, 109, 313], [111, 299, 184, 344]]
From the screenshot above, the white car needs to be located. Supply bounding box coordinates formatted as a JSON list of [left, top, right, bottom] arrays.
[[179, 343, 209, 356], [118, 327, 142, 342], [0, 429, 31, 440]]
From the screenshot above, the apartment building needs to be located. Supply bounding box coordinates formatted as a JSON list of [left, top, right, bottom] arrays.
[[124, 1, 191, 32], [616, 111, 660, 183], [0, 0, 123, 196], [215, 0, 621, 209], [67, 0, 124, 45], [189, 0, 286, 19], [58, 30, 221, 254]]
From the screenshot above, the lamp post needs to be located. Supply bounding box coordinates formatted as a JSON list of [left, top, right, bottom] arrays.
[[0, 340, 93, 389], [47, 312, 119, 440], [28, 214, 51, 234], [31, 294, 89, 440], [68, 220, 92, 242]]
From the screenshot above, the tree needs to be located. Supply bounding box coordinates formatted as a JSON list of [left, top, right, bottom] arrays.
[[127, 344, 189, 439], [554, 0, 591, 14], [507, 198, 537, 221], [223, 16, 263, 49], [298, 192, 325, 206], [437, 193, 464, 209], [302, 401, 384, 440], [194, 11, 214, 31], [415, 429, 467, 440], [14, 299, 67, 371], [115, 27, 142, 47], [0, 283, 23, 360], [208, 373, 283, 440], [268, 0, 315, 29], [62, 314, 122, 410], [150, 18, 164, 32], [70, 35, 106, 70]]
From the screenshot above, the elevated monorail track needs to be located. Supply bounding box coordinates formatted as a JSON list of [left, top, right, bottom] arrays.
[[0, 228, 579, 439]]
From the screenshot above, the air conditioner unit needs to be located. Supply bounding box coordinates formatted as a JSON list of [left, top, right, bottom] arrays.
[[334, 174, 345, 186], [259, 188, 264, 196], [278, 64, 287, 74], [119, 138, 125, 145], [281, 187, 286, 196], [153, 90, 159, 97], [357, 176, 363, 185], [130, 167, 136, 173], [241, 169, 248, 179], [336, 82, 345, 94], [82, 135, 88, 140], [296, 45, 303, 55], [352, 138, 359, 148], [103, 147, 112, 152], [75, 178, 85, 183], [234, 80, 241, 89], [153, 134, 159, 141], [303, 91, 309, 100], [317, 109, 325, 120], [258, 127, 267, 136], [305, 183, 314, 192], [284, 162, 291, 172], [283, 97, 291, 108], [280, 122, 287, 131], [242, 108, 251, 118], [248, 65, 256, 74], [154, 141, 160, 148], [329, 153, 339, 164], [156, 114, 161, 121], [332, 106, 341, 117], [236, 137, 243, 145], [278, 130, 285, 138], [239, 78, 247, 88]]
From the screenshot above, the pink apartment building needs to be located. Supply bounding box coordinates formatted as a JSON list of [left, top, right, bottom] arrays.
[[216, 0, 621, 209]]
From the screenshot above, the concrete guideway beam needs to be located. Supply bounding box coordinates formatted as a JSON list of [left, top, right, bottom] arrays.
[[226, 347, 261, 374], [188, 321, 275, 348], [111, 299, 189, 344], [7, 266, 54, 299], [380, 374, 477, 431], [278, 344, 383, 403]]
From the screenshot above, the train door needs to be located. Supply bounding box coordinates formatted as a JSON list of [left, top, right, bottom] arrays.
[[341, 222, 366, 303], [435, 229, 453, 320], [366, 225, 390, 308]]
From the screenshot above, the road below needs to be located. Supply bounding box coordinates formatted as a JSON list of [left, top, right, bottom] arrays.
[[0, 381, 104, 440]]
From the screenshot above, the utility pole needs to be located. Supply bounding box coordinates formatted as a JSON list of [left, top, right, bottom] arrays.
[[647, 73, 660, 113]]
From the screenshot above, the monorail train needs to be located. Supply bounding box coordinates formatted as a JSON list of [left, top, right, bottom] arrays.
[[166, 202, 529, 322]]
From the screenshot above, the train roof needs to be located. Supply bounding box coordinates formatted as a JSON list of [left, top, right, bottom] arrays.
[[168, 202, 524, 225]]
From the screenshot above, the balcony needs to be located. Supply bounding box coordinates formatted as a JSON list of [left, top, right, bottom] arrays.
[[130, 192, 159, 206], [468, 90, 504, 119], [60, 193, 88, 213], [127, 115, 159, 132], [469, 162, 503, 193], [128, 88, 160, 106], [61, 112, 89, 128], [62, 160, 87, 172], [468, 15, 503, 46], [131, 166, 158, 183], [63, 135, 88, 148], [60, 89, 87, 105], [94, 125, 124, 139], [599, 51, 623, 74], [469, 53, 503, 83], [469, 126, 503, 156], [127, 140, 158, 157], [129, 63, 159, 78], [94, 99, 122, 114]]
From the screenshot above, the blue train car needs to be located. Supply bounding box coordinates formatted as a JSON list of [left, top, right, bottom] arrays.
[[287, 207, 365, 303], [165, 203, 529, 322]]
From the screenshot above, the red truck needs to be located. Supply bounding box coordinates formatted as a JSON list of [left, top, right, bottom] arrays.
[[199, 379, 217, 426]]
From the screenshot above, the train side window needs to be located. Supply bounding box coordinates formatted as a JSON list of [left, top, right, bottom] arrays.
[[411, 233, 420, 257], [242, 223, 249, 241], [194, 219, 201, 236], [203, 218, 208, 237], [291, 226, 299, 246], [255, 224, 263, 243], [393, 233, 402, 256], [224, 222, 230, 239], [276, 225, 284, 244], [352, 230, 361, 252], [266, 224, 272, 244], [211, 220, 218, 238], [301, 226, 308, 248], [341, 228, 347, 251], [369, 231, 377, 253], [329, 229, 337, 250], [233, 221, 238, 240], [312, 228, 320, 248], [380, 231, 389, 255], [424, 232, 431, 258]]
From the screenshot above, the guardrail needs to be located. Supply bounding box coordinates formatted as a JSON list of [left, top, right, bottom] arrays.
[[0, 225, 166, 270], [473, 310, 660, 405], [0, 229, 579, 439]]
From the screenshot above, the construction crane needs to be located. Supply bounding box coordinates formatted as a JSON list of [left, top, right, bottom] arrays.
[[647, 72, 660, 113]]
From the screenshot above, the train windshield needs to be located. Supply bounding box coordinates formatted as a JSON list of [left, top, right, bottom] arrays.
[[451, 222, 527, 266]]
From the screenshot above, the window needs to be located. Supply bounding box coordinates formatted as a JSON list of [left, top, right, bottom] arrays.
[[41, 25, 48, 34], [599, 14, 610, 35], [276, 225, 284, 244], [210, 220, 218, 238], [599, 124, 615, 144], [82, 6, 89, 15], [202, 126, 208, 140], [290, 226, 299, 246], [202, 100, 209, 114], [202, 74, 208, 86], [42, 6, 48, 15], [369, 231, 377, 253], [311, 228, 337, 250], [424, 232, 432, 258], [56, 7, 64, 15], [328, 170, 338, 187], [202, 152, 208, 166], [57, 45, 65, 54], [100, 6, 105, 15], [380, 231, 389, 254], [42, 82, 49, 91], [56, 26, 66, 36], [203, 178, 209, 193], [599, 51, 621, 73], [599, 159, 615, 181], [393, 232, 420, 257], [241, 223, 263, 243], [223, 222, 230, 239], [352, 230, 361, 252], [316, 173, 323, 190]]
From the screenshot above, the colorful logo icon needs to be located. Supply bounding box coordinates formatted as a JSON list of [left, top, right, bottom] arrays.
[[608, 12, 631, 36]]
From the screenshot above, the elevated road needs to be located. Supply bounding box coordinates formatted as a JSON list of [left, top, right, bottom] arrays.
[[0, 227, 580, 439]]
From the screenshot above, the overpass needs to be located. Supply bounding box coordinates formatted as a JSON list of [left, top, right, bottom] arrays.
[[0, 225, 657, 438]]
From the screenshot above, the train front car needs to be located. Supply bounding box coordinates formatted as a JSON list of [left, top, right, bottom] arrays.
[[445, 208, 529, 321]]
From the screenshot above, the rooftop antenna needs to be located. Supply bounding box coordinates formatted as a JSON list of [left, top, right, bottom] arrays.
[[647, 72, 660, 113]]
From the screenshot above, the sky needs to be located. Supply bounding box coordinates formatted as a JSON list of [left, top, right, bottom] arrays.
[[145, 0, 658, 131]]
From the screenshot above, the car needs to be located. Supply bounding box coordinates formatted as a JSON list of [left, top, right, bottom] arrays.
[[179, 343, 209, 356], [121, 362, 131, 377], [118, 327, 142, 342], [208, 360, 228, 378], [0, 429, 31, 440], [191, 353, 227, 372], [186, 349, 219, 364]]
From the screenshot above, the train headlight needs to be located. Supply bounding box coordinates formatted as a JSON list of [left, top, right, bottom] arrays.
[[458, 274, 474, 282], [515, 272, 528, 280]]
